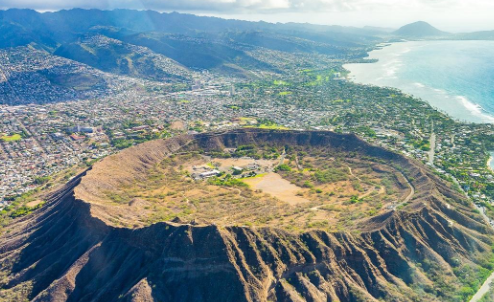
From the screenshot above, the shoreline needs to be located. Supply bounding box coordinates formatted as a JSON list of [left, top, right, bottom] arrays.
[[343, 41, 494, 124]]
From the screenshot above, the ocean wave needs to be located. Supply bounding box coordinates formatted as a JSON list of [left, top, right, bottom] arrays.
[[383, 60, 402, 77], [387, 69, 396, 76], [458, 96, 483, 113], [383, 59, 402, 67], [456, 96, 494, 123], [345, 41, 494, 124], [412, 83, 447, 94], [404, 82, 494, 123]]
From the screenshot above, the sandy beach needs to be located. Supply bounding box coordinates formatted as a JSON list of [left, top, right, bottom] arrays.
[[488, 154, 494, 172]]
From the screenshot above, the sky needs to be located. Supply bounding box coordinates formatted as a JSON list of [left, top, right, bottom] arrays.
[[1, 0, 494, 32]]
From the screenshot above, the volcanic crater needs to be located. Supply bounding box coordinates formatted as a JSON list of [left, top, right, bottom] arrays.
[[1, 129, 494, 302], [77, 129, 414, 231]]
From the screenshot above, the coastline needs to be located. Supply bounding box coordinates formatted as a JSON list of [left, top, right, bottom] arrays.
[[488, 153, 494, 172], [343, 40, 494, 124]]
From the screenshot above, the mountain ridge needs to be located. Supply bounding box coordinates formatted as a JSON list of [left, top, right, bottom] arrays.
[[53, 35, 191, 82]]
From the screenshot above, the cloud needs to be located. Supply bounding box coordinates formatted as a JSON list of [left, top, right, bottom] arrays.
[[0, 0, 472, 13], [2, 0, 494, 31]]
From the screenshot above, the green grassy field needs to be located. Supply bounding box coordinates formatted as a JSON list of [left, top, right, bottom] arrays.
[[245, 124, 288, 130], [1, 134, 22, 142]]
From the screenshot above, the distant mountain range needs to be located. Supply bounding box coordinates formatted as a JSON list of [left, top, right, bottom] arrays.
[[0, 9, 381, 81], [0, 9, 378, 50], [0, 9, 493, 102]]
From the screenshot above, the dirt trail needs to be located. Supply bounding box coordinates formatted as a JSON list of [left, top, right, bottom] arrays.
[[347, 166, 361, 181], [393, 172, 415, 209], [358, 187, 375, 199], [348, 166, 381, 199]]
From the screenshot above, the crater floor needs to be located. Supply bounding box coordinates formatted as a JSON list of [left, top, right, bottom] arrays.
[[76, 129, 414, 232]]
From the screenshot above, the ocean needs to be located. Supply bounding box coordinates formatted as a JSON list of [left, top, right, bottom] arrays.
[[344, 41, 494, 124]]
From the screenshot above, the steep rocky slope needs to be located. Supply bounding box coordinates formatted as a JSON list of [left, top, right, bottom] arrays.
[[1, 129, 493, 302], [54, 35, 192, 82]]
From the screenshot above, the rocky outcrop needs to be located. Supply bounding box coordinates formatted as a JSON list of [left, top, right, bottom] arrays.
[[0, 129, 493, 302]]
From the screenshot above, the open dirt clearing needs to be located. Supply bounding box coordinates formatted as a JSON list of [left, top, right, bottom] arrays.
[[243, 173, 310, 205]]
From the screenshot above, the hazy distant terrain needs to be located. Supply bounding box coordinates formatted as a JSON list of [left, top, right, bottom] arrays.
[[0, 9, 387, 104], [1, 9, 493, 105]]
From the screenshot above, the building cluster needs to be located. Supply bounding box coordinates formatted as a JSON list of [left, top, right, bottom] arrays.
[[2, 60, 494, 213], [0, 47, 141, 106]]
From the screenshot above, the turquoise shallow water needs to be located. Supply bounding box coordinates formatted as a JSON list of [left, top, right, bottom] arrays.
[[344, 41, 494, 123], [490, 152, 494, 171]]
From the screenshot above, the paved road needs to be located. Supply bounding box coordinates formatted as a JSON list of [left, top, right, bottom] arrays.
[[471, 263, 494, 301], [428, 121, 436, 164], [470, 205, 494, 302], [427, 121, 436, 166], [428, 133, 436, 166]]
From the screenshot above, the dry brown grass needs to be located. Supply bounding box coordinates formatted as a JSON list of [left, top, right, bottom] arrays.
[[76, 142, 407, 232]]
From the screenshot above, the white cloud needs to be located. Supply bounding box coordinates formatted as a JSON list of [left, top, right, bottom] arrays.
[[1, 0, 493, 13], [1, 0, 494, 31], [0, 0, 458, 12]]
